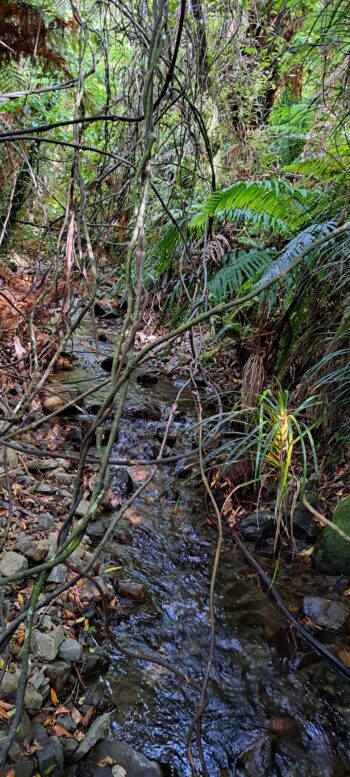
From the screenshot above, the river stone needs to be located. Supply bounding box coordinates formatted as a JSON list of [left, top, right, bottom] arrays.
[[42, 393, 65, 413], [239, 512, 275, 541], [81, 649, 110, 677], [17, 538, 49, 562], [58, 638, 83, 662], [313, 496, 350, 575], [35, 730, 64, 777], [114, 468, 133, 496], [136, 371, 159, 386], [47, 563, 67, 583], [0, 550, 28, 576], [0, 673, 43, 714], [8, 758, 36, 777], [31, 627, 65, 661], [115, 579, 148, 603], [45, 661, 71, 692], [0, 730, 21, 762], [36, 512, 56, 530], [71, 713, 110, 762], [302, 596, 349, 631], [89, 739, 163, 776], [76, 497, 91, 518]]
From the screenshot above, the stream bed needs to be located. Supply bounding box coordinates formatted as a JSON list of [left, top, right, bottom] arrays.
[[59, 327, 350, 777]]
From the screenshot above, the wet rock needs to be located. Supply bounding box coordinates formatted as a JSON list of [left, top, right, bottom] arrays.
[[239, 512, 275, 542], [78, 577, 113, 604], [238, 737, 271, 775], [17, 538, 49, 562], [0, 550, 28, 576], [0, 730, 21, 762], [31, 627, 65, 661], [35, 725, 64, 777], [136, 371, 159, 386], [58, 638, 83, 662], [115, 579, 148, 603], [56, 714, 77, 733], [81, 649, 110, 677], [47, 564, 67, 584], [45, 661, 72, 693], [60, 737, 79, 760], [13, 710, 33, 747], [302, 596, 349, 631], [313, 495, 350, 575], [71, 713, 110, 762], [292, 494, 321, 541], [54, 470, 74, 486], [90, 739, 163, 776], [9, 759, 36, 777], [5, 449, 19, 468], [123, 402, 161, 422], [1, 672, 43, 714], [114, 468, 133, 496]]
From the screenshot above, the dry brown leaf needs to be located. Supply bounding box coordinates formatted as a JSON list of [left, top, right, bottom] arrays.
[[112, 766, 127, 777], [74, 730, 85, 742], [71, 707, 82, 725], [80, 706, 95, 728], [51, 724, 74, 738], [97, 755, 117, 767], [5, 769, 15, 777], [339, 650, 350, 668], [54, 706, 70, 716], [50, 687, 59, 706], [342, 588, 350, 597]]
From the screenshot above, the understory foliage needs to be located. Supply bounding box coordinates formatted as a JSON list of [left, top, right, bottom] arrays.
[[0, 0, 349, 478]]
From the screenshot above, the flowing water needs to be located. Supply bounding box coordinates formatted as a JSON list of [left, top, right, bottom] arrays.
[[59, 328, 350, 777]]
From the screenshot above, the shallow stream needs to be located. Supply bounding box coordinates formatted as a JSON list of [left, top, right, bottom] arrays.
[[59, 328, 350, 777]]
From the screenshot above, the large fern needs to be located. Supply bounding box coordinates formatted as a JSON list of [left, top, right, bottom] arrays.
[[189, 179, 317, 235], [208, 249, 274, 303]]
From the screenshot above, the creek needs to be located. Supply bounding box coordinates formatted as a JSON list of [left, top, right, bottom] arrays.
[[57, 325, 350, 777]]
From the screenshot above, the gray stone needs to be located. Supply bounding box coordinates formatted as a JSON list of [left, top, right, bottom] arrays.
[[0, 550, 28, 577], [36, 512, 56, 530], [36, 734, 64, 777], [81, 650, 110, 677], [0, 730, 21, 762], [239, 512, 275, 542], [11, 758, 36, 777], [56, 714, 77, 733], [36, 482, 56, 494], [75, 498, 91, 518], [115, 579, 148, 603], [47, 564, 67, 583], [45, 661, 71, 693], [58, 638, 83, 662], [302, 596, 349, 631], [71, 713, 110, 762], [78, 577, 113, 604], [27, 458, 61, 471], [91, 739, 163, 776], [0, 672, 43, 714], [31, 627, 65, 661], [17, 538, 49, 562], [60, 737, 79, 760], [13, 711, 33, 746], [54, 471, 73, 486]]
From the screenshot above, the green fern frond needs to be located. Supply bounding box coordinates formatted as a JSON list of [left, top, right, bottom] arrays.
[[189, 179, 315, 235], [208, 249, 274, 302], [286, 145, 350, 182]]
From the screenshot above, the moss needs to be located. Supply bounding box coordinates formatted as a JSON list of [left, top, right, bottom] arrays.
[[312, 496, 350, 575]]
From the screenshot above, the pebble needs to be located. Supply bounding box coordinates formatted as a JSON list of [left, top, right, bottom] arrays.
[[0, 550, 28, 576], [47, 564, 67, 584], [17, 538, 49, 562], [302, 596, 349, 631], [58, 638, 83, 662], [45, 661, 72, 693], [71, 713, 110, 762], [31, 627, 65, 661]]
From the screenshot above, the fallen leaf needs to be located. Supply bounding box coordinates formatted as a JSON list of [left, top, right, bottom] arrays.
[[17, 592, 24, 606], [342, 588, 350, 597], [112, 766, 127, 777], [103, 566, 122, 574], [339, 650, 350, 668], [5, 769, 15, 777], [71, 707, 82, 725], [97, 756, 117, 767], [74, 730, 85, 742], [50, 687, 58, 706], [80, 705, 95, 728], [51, 724, 74, 738], [54, 706, 70, 716]]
